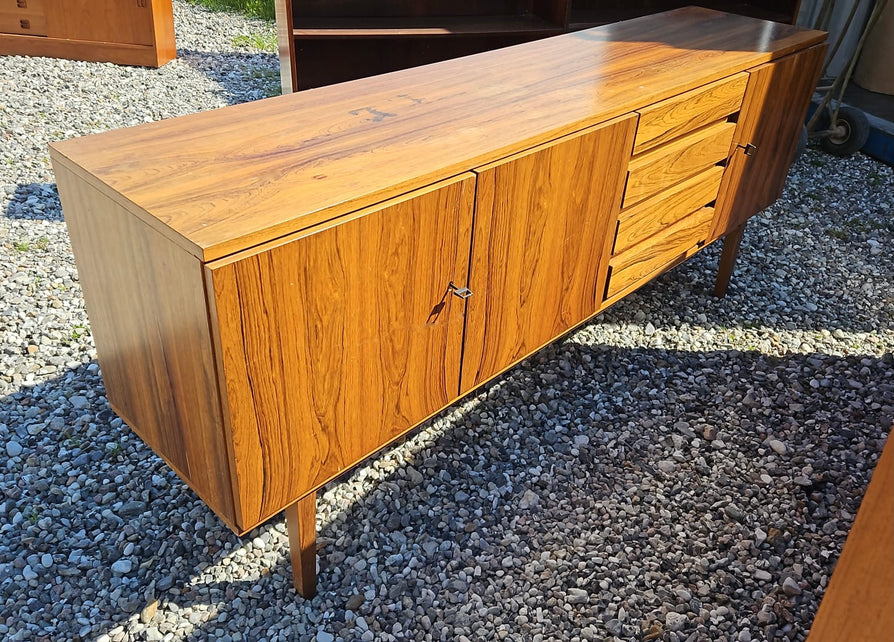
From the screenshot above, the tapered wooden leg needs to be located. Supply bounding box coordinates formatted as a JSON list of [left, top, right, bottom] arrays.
[[714, 223, 746, 298], [286, 492, 317, 598]]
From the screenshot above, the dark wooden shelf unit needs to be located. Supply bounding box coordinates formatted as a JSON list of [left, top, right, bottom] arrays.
[[277, 0, 569, 91], [275, 0, 799, 92]]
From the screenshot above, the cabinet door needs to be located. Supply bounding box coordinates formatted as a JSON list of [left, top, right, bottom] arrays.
[[46, 0, 155, 45], [208, 175, 475, 530], [711, 44, 825, 238], [460, 115, 636, 393]]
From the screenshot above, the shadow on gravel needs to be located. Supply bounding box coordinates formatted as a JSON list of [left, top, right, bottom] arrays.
[[176, 48, 281, 105], [3, 183, 61, 221], [1, 337, 891, 640]]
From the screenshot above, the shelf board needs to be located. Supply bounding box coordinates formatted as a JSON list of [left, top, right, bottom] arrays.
[[292, 15, 564, 38], [569, 2, 796, 31]]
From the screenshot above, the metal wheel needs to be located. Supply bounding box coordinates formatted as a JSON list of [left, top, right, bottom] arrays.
[[820, 105, 870, 156]]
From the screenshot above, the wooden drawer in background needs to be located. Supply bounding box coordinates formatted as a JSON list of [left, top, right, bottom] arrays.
[[0, 0, 45, 35]]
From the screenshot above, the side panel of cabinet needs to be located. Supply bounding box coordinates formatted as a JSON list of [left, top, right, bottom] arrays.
[[53, 160, 238, 531], [460, 115, 637, 393], [711, 44, 826, 239], [208, 176, 475, 531]]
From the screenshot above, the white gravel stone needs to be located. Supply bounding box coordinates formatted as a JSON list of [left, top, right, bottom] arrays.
[[111, 559, 132, 574], [666, 612, 688, 632]]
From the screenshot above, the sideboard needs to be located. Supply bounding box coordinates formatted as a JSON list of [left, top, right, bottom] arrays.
[[48, 8, 826, 597]]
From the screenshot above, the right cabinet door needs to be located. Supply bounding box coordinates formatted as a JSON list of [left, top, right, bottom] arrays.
[[459, 114, 637, 393], [711, 44, 826, 239]]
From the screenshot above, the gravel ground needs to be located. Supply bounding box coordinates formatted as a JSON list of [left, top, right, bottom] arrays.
[[1, 3, 892, 641]]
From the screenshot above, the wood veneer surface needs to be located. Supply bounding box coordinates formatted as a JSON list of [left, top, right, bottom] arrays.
[[461, 116, 635, 392], [806, 434, 893, 642], [49, 7, 824, 262], [208, 175, 475, 528]]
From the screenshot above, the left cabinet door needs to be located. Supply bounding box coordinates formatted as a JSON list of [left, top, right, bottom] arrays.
[[207, 175, 476, 531], [460, 115, 637, 393]]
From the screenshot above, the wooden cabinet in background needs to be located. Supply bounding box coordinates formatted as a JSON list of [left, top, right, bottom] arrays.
[[49, 9, 825, 597], [0, 0, 175, 67], [274, 0, 800, 92]]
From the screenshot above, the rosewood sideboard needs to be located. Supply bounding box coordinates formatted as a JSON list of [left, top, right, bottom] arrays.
[[49, 8, 826, 597]]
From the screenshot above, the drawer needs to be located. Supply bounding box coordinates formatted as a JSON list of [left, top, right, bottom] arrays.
[[605, 206, 714, 300], [614, 165, 724, 255], [624, 119, 735, 207], [0, 0, 45, 36], [634, 73, 748, 154]]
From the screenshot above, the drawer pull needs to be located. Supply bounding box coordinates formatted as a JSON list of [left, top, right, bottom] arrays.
[[449, 282, 473, 299], [738, 143, 757, 156]]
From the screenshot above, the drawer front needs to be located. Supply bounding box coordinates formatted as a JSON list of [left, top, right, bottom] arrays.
[[0, 0, 45, 35], [624, 119, 735, 207], [606, 206, 714, 300], [634, 73, 748, 154], [614, 165, 724, 255]]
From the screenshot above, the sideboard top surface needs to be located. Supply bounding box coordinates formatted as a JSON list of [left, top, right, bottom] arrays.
[[49, 6, 825, 262]]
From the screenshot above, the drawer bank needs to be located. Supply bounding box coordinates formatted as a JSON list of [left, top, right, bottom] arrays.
[[49, 8, 826, 597]]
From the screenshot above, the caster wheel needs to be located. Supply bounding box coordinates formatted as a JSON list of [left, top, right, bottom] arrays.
[[820, 105, 870, 156]]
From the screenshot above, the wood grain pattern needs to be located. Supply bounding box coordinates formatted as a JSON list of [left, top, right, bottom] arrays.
[[807, 434, 893, 642], [614, 165, 724, 255], [53, 162, 238, 531], [711, 43, 826, 239], [633, 73, 748, 154], [1, 0, 175, 66], [49, 7, 825, 261], [460, 115, 636, 392], [208, 176, 475, 530], [286, 492, 318, 599], [624, 120, 736, 207], [606, 206, 714, 299]]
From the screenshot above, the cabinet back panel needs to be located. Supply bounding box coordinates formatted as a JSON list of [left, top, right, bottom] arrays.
[[294, 34, 541, 89], [291, 0, 528, 18]]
